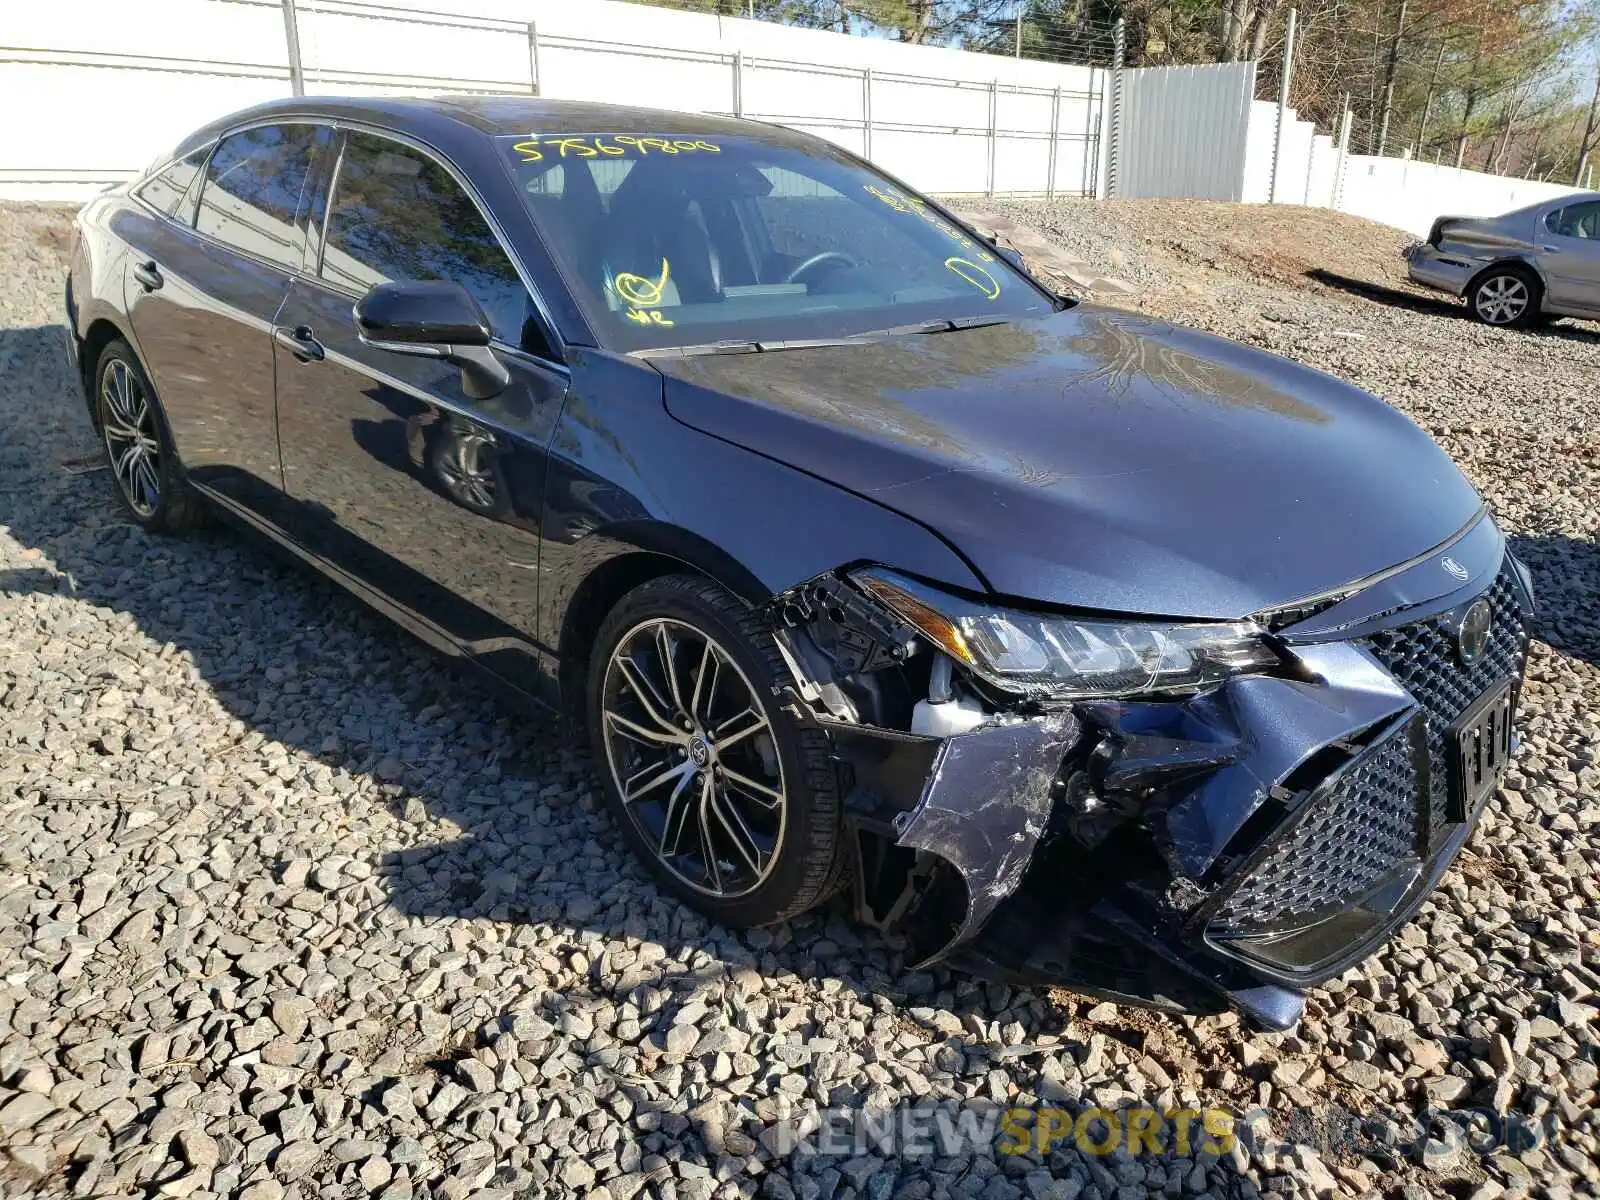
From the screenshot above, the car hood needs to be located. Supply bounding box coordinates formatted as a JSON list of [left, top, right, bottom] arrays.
[[655, 306, 1483, 618]]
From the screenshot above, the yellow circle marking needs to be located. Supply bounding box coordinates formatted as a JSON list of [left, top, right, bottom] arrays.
[[615, 259, 672, 308], [945, 257, 1001, 300]]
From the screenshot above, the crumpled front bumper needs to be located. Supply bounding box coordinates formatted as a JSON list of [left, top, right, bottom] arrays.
[[828, 528, 1532, 1031]]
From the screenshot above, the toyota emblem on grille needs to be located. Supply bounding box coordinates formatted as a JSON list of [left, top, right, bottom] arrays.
[[1441, 556, 1470, 582], [1457, 598, 1493, 666]]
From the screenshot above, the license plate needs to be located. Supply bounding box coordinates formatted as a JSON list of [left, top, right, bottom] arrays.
[[1448, 678, 1514, 819]]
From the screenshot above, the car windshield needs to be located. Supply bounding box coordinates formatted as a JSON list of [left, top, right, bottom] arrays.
[[497, 132, 1053, 352]]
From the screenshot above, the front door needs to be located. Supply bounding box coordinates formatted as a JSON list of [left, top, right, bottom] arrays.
[[272, 128, 568, 697], [123, 123, 332, 516]]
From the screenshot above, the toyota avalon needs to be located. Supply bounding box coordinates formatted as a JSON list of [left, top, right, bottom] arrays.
[[65, 96, 1532, 1029]]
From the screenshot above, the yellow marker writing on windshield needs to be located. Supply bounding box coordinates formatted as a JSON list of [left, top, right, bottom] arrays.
[[517, 136, 720, 161], [945, 257, 1001, 300], [626, 308, 675, 326], [614, 259, 672, 308]]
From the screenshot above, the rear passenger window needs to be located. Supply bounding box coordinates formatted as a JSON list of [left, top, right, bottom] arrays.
[[1547, 201, 1600, 239], [196, 124, 327, 270], [321, 131, 531, 346], [137, 146, 209, 225]]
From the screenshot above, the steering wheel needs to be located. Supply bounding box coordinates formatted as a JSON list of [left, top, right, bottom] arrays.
[[784, 251, 859, 285]]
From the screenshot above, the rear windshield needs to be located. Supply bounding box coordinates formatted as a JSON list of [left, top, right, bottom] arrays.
[[497, 132, 1051, 351]]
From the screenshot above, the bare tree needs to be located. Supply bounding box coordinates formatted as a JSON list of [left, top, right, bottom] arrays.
[[1577, 72, 1600, 185]]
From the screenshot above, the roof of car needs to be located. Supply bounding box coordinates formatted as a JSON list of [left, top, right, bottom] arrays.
[[175, 94, 817, 156]]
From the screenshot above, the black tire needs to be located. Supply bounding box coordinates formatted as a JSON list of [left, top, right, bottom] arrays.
[[585, 573, 844, 927], [1466, 265, 1542, 330], [93, 339, 202, 533]]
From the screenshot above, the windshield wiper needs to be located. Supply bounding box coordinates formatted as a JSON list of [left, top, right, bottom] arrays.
[[634, 315, 1013, 359], [635, 340, 763, 359]]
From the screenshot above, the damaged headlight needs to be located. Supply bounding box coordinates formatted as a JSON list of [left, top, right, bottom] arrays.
[[855, 568, 1279, 698]]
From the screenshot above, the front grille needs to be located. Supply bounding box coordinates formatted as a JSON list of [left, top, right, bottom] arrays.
[[1211, 717, 1423, 936], [1363, 568, 1528, 830]]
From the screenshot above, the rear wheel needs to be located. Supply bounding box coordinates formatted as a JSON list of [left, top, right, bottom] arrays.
[[94, 339, 201, 532], [1467, 266, 1541, 329], [586, 573, 844, 927]]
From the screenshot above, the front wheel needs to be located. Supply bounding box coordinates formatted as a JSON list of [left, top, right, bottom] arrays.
[[1467, 267, 1541, 329], [586, 574, 845, 927]]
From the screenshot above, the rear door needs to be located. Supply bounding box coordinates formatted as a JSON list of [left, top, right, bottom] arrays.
[[122, 122, 333, 516], [1539, 200, 1600, 313], [272, 127, 568, 696]]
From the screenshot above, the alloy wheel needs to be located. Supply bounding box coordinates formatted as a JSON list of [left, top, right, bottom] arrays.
[[600, 617, 786, 899], [1475, 275, 1529, 325], [100, 358, 161, 517]]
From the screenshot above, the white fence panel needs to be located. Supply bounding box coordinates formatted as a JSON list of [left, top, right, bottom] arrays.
[[1, 0, 1106, 202], [297, 3, 531, 91], [1304, 133, 1336, 208], [1335, 156, 1585, 238], [1113, 62, 1254, 201]]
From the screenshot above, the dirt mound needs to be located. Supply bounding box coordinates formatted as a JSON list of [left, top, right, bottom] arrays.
[[993, 197, 1430, 303]]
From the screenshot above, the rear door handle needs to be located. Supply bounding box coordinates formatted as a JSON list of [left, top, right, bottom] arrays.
[[1542, 245, 1563, 254], [132, 261, 163, 291], [274, 324, 325, 363]]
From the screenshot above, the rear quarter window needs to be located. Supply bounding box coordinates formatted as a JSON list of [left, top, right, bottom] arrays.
[[136, 146, 210, 225]]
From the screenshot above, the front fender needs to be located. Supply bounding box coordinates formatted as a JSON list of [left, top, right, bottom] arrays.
[[538, 348, 989, 645]]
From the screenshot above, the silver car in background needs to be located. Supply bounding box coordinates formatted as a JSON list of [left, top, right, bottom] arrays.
[[1407, 192, 1600, 328]]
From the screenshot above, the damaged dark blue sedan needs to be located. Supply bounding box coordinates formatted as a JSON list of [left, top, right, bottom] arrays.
[[66, 96, 1531, 1030]]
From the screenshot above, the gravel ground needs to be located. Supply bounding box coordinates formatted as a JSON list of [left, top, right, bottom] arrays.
[[2, 197, 1598, 1200]]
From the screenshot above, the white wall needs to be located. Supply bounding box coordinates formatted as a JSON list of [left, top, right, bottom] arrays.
[[1239, 100, 1323, 205], [1334, 155, 1585, 238], [0, 0, 1105, 202]]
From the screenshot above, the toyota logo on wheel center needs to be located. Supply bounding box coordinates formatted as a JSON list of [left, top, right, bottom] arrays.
[[688, 735, 711, 768]]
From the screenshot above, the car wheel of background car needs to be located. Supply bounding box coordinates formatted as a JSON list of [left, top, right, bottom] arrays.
[[94, 339, 201, 533], [1467, 266, 1541, 329], [586, 573, 845, 927]]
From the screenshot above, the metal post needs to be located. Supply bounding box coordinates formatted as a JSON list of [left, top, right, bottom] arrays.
[[1085, 66, 1098, 197], [862, 68, 873, 159], [281, 0, 305, 96], [1106, 18, 1125, 200], [1014, 4, 1023, 57], [1091, 110, 1102, 198], [732, 49, 744, 117], [1333, 100, 1353, 210], [986, 80, 998, 197], [1269, 6, 1297, 204], [1045, 85, 1060, 199], [527, 21, 540, 95]]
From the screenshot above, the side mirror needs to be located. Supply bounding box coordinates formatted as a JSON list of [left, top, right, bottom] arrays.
[[355, 280, 510, 400]]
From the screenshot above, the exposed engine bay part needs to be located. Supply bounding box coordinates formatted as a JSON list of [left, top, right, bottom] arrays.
[[910, 654, 989, 736], [759, 566, 1521, 1034]]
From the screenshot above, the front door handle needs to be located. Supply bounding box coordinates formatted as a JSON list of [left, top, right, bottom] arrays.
[[1542, 245, 1564, 254], [132, 260, 163, 291], [274, 324, 325, 363]]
